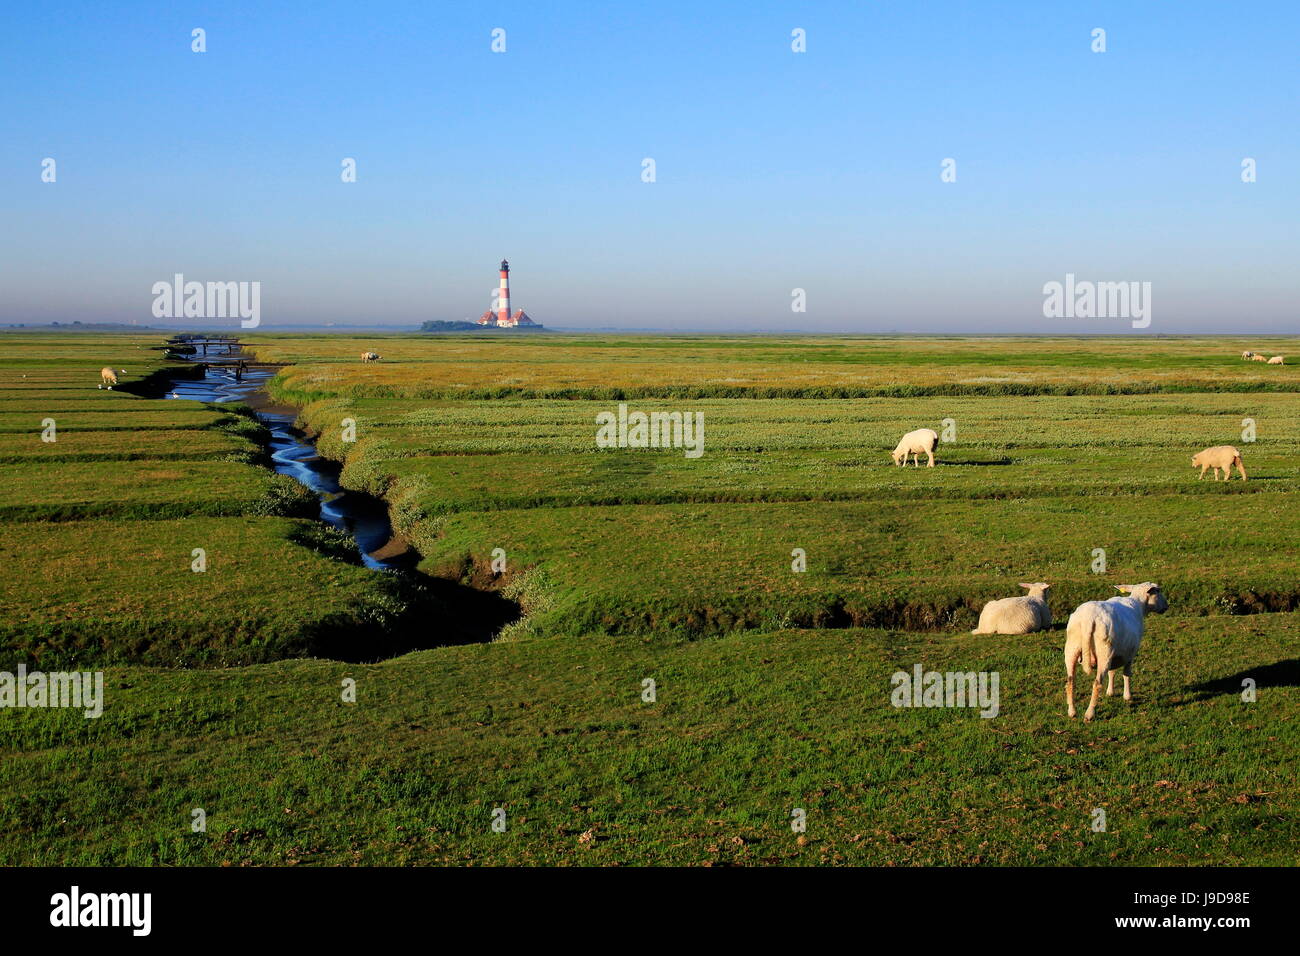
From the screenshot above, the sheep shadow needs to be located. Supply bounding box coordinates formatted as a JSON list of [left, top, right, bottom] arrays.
[[1183, 659, 1300, 702], [940, 458, 1013, 467]]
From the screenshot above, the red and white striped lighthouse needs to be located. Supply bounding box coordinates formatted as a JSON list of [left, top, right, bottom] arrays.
[[496, 259, 511, 325], [476, 259, 538, 327]]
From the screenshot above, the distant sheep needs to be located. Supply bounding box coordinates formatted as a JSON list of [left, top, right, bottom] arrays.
[[1241, 351, 1254, 360], [891, 428, 939, 468], [1064, 583, 1168, 721], [1191, 445, 1246, 482], [99, 367, 117, 389], [361, 351, 381, 363], [1268, 355, 1285, 365], [1251, 353, 1269, 362], [971, 583, 1052, 635]]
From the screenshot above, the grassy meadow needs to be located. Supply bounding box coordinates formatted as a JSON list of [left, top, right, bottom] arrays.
[[4, 614, 1297, 866], [2, 331, 1298, 865], [0, 335, 449, 668], [251, 333, 1300, 398]]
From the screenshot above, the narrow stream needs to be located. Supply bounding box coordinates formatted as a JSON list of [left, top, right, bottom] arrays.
[[165, 348, 414, 571]]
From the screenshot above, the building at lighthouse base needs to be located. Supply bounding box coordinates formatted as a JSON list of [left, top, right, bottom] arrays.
[[477, 309, 537, 328]]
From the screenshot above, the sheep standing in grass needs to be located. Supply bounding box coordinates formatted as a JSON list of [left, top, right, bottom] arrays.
[[1268, 355, 1285, 365], [1064, 583, 1168, 721], [361, 351, 381, 363], [1241, 351, 1254, 360], [99, 367, 117, 389], [1191, 445, 1246, 481], [971, 583, 1052, 635], [891, 428, 939, 467]]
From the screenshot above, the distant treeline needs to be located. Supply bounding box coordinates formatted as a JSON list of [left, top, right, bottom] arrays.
[[0, 322, 165, 333]]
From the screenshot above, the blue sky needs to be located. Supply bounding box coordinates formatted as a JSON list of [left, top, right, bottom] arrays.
[[2, 1, 1296, 331]]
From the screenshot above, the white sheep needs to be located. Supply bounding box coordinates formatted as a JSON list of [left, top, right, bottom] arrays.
[[891, 427, 939, 467], [1251, 353, 1269, 362], [99, 367, 117, 389], [1241, 351, 1254, 360], [1064, 583, 1168, 721], [1191, 445, 1246, 481], [361, 351, 381, 363], [1268, 355, 1285, 365], [971, 583, 1052, 635]]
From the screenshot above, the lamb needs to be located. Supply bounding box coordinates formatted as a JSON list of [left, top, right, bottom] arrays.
[[891, 428, 939, 467], [361, 351, 381, 363], [1268, 355, 1285, 365], [99, 367, 117, 389], [1064, 583, 1168, 720], [971, 583, 1052, 635], [1191, 445, 1246, 481]]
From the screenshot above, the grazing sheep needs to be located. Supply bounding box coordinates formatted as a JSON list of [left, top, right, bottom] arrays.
[[971, 583, 1052, 635], [1268, 355, 1285, 365], [1241, 351, 1254, 360], [1251, 353, 1269, 362], [1064, 583, 1168, 721], [891, 428, 939, 468], [1191, 445, 1246, 481], [99, 367, 117, 389], [361, 351, 381, 363]]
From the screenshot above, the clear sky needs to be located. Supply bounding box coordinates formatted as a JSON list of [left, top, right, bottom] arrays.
[[3, 1, 1296, 331]]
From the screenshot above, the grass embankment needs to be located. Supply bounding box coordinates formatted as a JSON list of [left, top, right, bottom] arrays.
[[417, 496, 1300, 638]]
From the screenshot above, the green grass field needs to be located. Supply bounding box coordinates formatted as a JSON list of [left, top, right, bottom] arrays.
[[3, 615, 1295, 865], [249, 333, 1300, 398], [0, 336, 452, 668], [2, 332, 1298, 865], [266, 361, 1300, 642]]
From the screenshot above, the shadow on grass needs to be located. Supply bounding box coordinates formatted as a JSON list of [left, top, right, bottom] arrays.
[[1184, 659, 1300, 701], [940, 458, 1014, 467], [301, 572, 521, 664]]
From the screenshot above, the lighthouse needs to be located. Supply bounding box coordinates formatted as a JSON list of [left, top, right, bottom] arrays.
[[476, 258, 539, 327], [497, 259, 511, 324]]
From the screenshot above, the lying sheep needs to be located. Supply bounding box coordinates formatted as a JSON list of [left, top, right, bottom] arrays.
[[1064, 583, 1168, 720], [1251, 353, 1269, 362], [99, 367, 117, 389], [1268, 355, 1285, 365], [971, 583, 1052, 635], [891, 428, 939, 467], [1191, 445, 1246, 481]]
